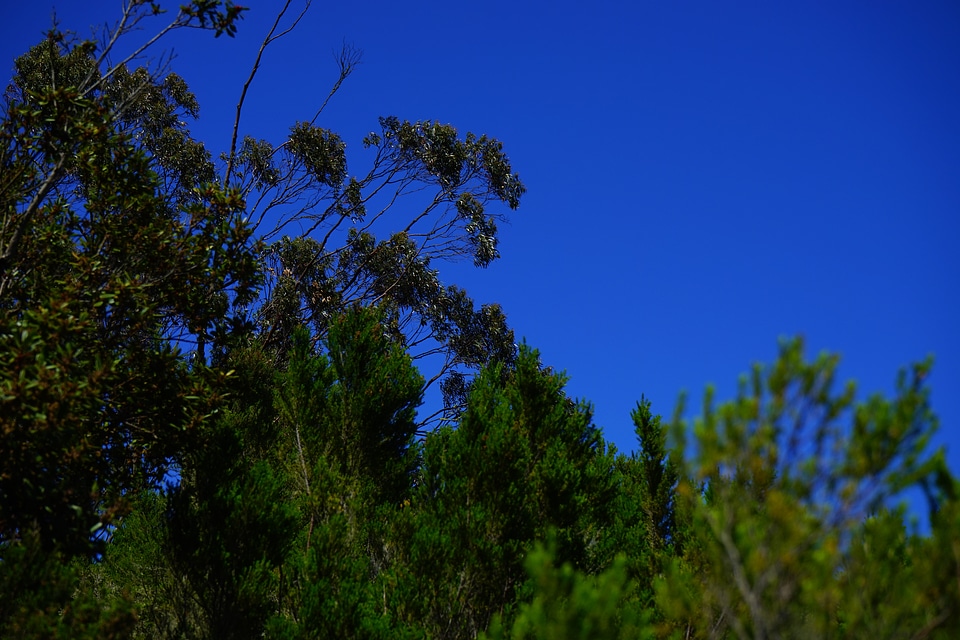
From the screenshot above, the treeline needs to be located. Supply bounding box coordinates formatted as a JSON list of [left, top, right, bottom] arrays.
[[1, 3, 958, 638], [5, 306, 959, 639]]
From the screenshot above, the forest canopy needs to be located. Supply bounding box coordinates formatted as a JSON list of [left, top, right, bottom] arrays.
[[1, 2, 957, 638]]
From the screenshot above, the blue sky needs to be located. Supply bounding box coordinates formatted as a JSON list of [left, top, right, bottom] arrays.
[[5, 2, 958, 488]]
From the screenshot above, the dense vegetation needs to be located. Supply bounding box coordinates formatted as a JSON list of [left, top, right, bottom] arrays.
[[2, 2, 957, 638]]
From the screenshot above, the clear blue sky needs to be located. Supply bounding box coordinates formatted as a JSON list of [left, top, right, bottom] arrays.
[[5, 2, 958, 485]]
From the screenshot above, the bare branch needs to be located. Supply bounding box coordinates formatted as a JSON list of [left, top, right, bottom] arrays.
[[224, 0, 312, 186], [308, 42, 362, 127]]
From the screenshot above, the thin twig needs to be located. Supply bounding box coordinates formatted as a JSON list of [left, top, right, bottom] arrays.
[[224, 0, 310, 186]]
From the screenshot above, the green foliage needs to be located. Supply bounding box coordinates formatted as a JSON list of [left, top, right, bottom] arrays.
[[179, 0, 248, 38], [324, 308, 424, 500], [657, 337, 958, 639], [69, 328, 960, 640], [166, 453, 296, 639], [267, 308, 425, 638], [4, 5, 958, 640], [104, 63, 215, 202], [375, 116, 522, 268], [377, 117, 525, 211], [265, 513, 379, 640], [834, 503, 960, 639], [288, 123, 347, 190], [482, 541, 651, 640], [382, 346, 618, 639], [1, 299, 187, 555], [253, 112, 526, 424], [89, 307, 425, 639], [87, 491, 202, 639], [1, 6, 256, 633], [598, 398, 682, 617], [1, 34, 260, 557], [238, 136, 281, 188], [0, 530, 135, 639], [629, 399, 679, 553]]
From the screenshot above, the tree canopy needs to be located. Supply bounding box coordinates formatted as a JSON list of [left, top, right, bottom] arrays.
[[1, 2, 958, 639]]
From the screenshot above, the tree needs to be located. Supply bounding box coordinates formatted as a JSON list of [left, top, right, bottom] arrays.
[[656, 337, 959, 639], [246, 114, 525, 424], [2, 0, 525, 632], [218, 2, 525, 424], [1, 0, 256, 557], [91, 307, 426, 639], [5, 0, 528, 468], [381, 346, 619, 639], [600, 399, 683, 618], [0, 3, 258, 636]]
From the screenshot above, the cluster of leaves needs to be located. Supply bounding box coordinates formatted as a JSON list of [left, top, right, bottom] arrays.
[[180, 0, 247, 38], [241, 110, 526, 422]]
